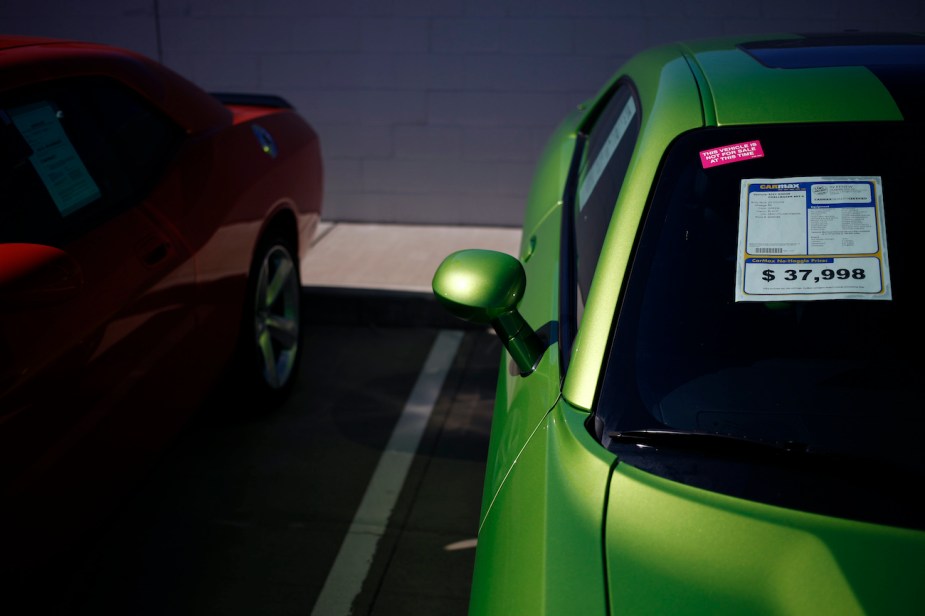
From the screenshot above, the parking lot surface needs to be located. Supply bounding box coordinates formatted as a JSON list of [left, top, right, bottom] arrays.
[[7, 223, 516, 615]]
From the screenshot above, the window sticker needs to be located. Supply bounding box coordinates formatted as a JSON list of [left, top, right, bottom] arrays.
[[700, 140, 764, 168], [9, 102, 101, 216], [734, 177, 891, 302], [578, 96, 637, 211]]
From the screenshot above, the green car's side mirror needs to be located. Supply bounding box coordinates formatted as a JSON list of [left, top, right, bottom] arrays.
[[432, 249, 543, 375]]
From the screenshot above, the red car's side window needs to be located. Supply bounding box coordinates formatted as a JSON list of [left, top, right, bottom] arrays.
[[0, 77, 184, 246], [7, 100, 102, 219]]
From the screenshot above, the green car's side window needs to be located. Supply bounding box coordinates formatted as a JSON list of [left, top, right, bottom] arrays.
[[574, 82, 641, 308]]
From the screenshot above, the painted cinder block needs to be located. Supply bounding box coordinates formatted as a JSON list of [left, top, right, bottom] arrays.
[[4, 0, 924, 226], [359, 18, 429, 52], [317, 125, 394, 159]]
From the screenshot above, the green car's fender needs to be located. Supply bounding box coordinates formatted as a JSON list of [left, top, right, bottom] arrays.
[[477, 207, 565, 526], [435, 106, 585, 526], [469, 399, 615, 616]]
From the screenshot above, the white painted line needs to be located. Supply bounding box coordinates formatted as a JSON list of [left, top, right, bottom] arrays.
[[443, 538, 478, 552], [311, 329, 464, 616]]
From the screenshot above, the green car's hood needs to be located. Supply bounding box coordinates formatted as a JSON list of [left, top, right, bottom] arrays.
[[605, 463, 925, 614]]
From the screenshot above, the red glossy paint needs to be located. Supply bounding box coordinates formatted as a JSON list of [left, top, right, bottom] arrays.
[[0, 36, 323, 567]]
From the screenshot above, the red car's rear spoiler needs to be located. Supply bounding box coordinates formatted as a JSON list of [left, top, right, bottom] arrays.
[[210, 92, 293, 109]]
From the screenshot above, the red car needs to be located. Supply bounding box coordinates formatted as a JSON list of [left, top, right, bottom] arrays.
[[0, 36, 323, 566]]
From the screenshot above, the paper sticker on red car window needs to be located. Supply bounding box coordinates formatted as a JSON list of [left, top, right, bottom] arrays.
[[9, 101, 101, 216], [700, 140, 764, 168]]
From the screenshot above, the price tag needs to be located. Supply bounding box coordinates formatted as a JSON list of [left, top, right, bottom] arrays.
[[735, 177, 892, 302], [743, 257, 883, 296]]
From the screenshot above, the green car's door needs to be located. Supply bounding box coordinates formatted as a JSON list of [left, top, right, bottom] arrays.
[[469, 82, 645, 615]]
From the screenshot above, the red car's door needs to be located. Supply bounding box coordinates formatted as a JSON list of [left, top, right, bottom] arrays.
[[0, 76, 199, 544]]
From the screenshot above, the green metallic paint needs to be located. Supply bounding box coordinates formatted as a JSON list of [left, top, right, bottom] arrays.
[[469, 399, 615, 616], [445, 34, 925, 616], [681, 32, 803, 49], [691, 49, 903, 124], [681, 53, 717, 127], [564, 45, 705, 410], [605, 463, 925, 614], [676, 34, 803, 127], [562, 37, 905, 412], [679, 33, 904, 123], [432, 249, 526, 325], [432, 249, 543, 374], [478, 208, 564, 526], [519, 108, 586, 251]]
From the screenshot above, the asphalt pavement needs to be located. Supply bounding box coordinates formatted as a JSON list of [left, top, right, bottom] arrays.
[[7, 223, 517, 616]]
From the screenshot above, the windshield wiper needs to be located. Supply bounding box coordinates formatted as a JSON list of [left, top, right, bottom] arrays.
[[606, 431, 925, 531], [607, 429, 812, 458]]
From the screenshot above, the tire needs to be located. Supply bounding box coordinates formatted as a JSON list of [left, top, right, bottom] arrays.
[[238, 232, 302, 407]]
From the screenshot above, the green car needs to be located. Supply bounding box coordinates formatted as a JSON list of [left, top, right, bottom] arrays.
[[433, 32, 925, 615]]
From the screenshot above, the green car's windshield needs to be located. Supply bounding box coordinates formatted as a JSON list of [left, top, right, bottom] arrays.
[[595, 122, 923, 486]]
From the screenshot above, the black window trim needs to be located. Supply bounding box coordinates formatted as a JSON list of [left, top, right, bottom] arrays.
[[558, 131, 585, 377], [559, 76, 642, 379]]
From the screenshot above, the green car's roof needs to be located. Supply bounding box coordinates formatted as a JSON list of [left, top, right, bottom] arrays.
[[632, 31, 925, 128], [563, 31, 925, 410], [685, 32, 925, 125]]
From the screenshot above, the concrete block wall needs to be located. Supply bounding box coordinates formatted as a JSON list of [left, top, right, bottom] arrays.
[[2, 0, 924, 226]]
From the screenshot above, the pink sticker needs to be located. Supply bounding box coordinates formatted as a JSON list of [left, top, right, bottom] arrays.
[[699, 140, 764, 168]]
